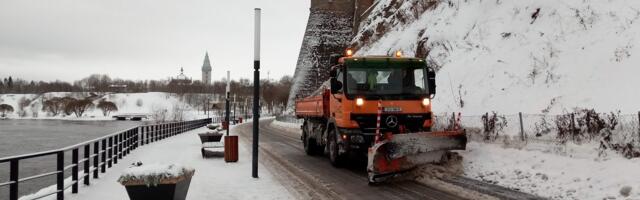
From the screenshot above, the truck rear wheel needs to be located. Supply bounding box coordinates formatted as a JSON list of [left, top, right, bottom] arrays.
[[303, 131, 321, 156], [328, 128, 345, 167]]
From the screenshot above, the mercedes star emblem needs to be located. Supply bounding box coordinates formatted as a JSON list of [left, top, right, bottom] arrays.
[[385, 115, 398, 128]]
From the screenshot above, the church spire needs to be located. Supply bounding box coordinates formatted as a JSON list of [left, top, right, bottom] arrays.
[[202, 52, 211, 71], [202, 51, 212, 85]]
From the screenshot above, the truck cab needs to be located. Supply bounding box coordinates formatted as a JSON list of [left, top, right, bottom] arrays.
[[295, 50, 439, 166], [327, 55, 437, 152]]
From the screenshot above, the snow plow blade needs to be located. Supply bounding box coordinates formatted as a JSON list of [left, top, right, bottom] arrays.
[[367, 130, 467, 183]]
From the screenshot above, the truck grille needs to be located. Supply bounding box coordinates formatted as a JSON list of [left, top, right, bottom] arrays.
[[350, 113, 431, 133]]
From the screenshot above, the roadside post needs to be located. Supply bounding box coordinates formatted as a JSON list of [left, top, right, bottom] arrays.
[[224, 71, 238, 162], [252, 8, 261, 178], [225, 71, 231, 135]]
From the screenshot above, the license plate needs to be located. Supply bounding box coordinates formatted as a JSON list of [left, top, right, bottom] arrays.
[[383, 107, 402, 112]]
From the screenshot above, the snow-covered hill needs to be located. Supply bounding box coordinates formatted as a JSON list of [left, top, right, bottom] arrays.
[[0, 92, 210, 121], [354, 0, 640, 115]]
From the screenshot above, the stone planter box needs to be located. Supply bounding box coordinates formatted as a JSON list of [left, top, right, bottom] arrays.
[[119, 164, 195, 200]]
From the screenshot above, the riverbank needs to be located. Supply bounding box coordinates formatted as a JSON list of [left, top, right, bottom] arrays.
[[0, 92, 215, 121]]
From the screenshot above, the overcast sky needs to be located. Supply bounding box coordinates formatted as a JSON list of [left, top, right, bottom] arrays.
[[0, 0, 309, 82]]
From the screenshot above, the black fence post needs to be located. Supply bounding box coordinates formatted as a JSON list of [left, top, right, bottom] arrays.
[[108, 137, 113, 168], [56, 151, 64, 200], [9, 160, 18, 200], [101, 139, 106, 173], [72, 148, 78, 193], [93, 141, 99, 179], [113, 135, 118, 164], [141, 126, 145, 146], [519, 112, 525, 141], [146, 126, 150, 144], [129, 129, 133, 153], [118, 133, 123, 159], [84, 145, 90, 185], [125, 131, 129, 155]]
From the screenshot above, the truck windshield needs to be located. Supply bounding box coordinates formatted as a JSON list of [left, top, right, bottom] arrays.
[[344, 66, 428, 98]]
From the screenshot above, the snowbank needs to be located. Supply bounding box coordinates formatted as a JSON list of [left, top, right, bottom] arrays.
[[461, 142, 640, 199], [355, 0, 640, 115]]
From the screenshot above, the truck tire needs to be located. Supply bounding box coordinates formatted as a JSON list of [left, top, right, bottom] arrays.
[[303, 131, 320, 156], [328, 128, 345, 167], [302, 121, 321, 156]]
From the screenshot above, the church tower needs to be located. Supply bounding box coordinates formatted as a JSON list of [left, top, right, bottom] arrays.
[[201, 52, 212, 85]]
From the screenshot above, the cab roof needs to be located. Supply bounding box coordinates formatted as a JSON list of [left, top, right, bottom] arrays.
[[341, 56, 426, 67]]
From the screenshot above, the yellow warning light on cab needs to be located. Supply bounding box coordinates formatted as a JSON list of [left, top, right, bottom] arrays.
[[395, 50, 402, 57], [346, 48, 354, 57]]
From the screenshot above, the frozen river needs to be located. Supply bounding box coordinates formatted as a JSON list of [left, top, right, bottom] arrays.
[[0, 119, 147, 198]]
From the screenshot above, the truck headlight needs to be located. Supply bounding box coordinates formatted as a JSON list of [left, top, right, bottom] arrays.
[[356, 98, 364, 106], [422, 98, 430, 106]]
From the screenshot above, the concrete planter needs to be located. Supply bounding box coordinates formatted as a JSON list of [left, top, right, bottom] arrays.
[[120, 170, 194, 200]]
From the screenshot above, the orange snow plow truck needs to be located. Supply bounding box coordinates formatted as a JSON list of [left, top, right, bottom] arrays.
[[295, 50, 466, 184]]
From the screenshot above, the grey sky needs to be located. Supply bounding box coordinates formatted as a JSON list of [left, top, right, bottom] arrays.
[[0, 0, 309, 82]]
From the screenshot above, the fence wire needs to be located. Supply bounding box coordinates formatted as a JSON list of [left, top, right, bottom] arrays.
[[435, 112, 640, 149]]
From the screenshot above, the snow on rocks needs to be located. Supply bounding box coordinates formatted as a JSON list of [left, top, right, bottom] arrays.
[[355, 0, 640, 115], [460, 142, 640, 199]]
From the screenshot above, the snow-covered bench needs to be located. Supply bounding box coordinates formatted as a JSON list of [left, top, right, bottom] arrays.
[[201, 141, 224, 158]]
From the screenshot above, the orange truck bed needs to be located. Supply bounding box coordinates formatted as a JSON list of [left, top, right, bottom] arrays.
[[295, 90, 329, 118]]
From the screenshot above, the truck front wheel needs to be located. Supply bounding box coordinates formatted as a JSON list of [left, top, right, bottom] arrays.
[[328, 128, 346, 167]]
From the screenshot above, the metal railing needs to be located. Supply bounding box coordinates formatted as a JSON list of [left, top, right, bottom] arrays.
[[0, 118, 212, 200]]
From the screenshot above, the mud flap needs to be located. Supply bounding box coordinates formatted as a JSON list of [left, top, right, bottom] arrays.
[[367, 130, 467, 183]]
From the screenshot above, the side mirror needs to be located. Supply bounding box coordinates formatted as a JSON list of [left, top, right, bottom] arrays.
[[329, 54, 341, 66], [330, 78, 342, 94], [329, 68, 337, 78], [427, 67, 436, 97]]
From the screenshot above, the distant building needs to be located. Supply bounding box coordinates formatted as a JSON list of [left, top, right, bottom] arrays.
[[202, 52, 212, 85], [170, 67, 192, 85]]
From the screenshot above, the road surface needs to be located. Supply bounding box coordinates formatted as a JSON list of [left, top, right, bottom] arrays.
[[235, 119, 544, 200]]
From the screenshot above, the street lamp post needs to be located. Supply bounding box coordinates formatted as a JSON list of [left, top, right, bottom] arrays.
[[252, 8, 261, 179]]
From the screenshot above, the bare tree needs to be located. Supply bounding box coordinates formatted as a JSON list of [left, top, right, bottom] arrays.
[[0, 104, 14, 117], [17, 97, 31, 117], [61, 97, 77, 116], [97, 101, 118, 116], [66, 99, 94, 117]]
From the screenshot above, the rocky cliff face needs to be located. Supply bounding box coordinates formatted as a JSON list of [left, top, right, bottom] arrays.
[[286, 1, 355, 111]]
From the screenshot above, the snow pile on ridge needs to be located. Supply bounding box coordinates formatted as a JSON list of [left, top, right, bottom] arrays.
[[355, 0, 640, 114]]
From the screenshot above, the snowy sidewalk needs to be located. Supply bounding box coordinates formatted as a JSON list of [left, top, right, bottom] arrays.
[[61, 126, 293, 200]]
